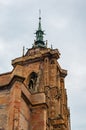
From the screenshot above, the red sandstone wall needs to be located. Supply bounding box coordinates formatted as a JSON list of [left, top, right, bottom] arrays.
[[0, 91, 10, 130], [31, 106, 46, 130], [19, 98, 30, 130]]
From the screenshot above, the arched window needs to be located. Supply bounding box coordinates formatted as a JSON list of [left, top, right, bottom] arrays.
[[28, 72, 38, 92]]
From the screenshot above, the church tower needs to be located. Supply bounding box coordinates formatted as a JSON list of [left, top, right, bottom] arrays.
[[0, 15, 70, 130]]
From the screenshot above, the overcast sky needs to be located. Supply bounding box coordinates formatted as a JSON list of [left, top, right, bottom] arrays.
[[0, 0, 86, 130]]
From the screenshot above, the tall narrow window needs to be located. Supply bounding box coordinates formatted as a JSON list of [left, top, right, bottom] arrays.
[[28, 72, 38, 93]]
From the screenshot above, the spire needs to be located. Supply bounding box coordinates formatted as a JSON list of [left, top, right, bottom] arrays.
[[33, 10, 46, 48], [38, 10, 42, 31]]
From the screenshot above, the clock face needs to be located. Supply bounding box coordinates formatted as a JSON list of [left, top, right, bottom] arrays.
[[28, 72, 38, 93]]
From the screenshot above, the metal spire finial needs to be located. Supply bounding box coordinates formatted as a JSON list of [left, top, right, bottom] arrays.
[[38, 9, 42, 30], [39, 9, 41, 19], [33, 10, 46, 48], [22, 46, 25, 56]]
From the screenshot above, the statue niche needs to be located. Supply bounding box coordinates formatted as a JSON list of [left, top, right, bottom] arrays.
[[28, 72, 38, 93]]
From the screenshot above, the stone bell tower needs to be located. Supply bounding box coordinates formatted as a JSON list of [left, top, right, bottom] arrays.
[[0, 15, 70, 130]]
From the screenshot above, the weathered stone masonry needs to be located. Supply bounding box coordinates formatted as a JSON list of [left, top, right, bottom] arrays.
[[0, 16, 70, 130]]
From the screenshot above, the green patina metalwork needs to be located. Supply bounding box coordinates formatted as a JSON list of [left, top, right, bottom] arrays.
[[36, 17, 44, 42], [33, 15, 46, 48]]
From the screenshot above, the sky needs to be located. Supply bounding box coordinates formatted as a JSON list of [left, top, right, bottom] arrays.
[[0, 0, 86, 129]]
